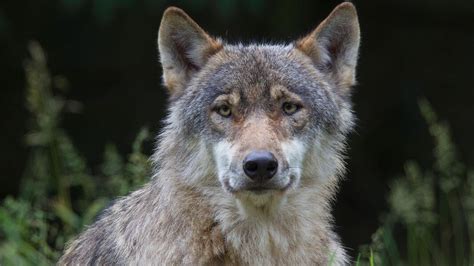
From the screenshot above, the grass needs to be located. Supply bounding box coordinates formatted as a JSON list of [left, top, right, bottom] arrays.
[[0, 42, 150, 265], [357, 100, 474, 265]]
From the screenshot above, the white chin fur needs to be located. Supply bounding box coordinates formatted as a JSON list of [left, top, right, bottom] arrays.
[[235, 190, 286, 215]]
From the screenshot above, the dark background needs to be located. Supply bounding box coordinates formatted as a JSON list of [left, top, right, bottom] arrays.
[[1, 0, 473, 255]]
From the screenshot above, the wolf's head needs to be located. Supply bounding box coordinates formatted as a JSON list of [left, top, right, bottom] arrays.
[[155, 3, 360, 209]]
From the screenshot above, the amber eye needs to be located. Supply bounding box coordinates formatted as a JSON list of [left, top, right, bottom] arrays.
[[216, 104, 232, 117], [282, 102, 300, 115]]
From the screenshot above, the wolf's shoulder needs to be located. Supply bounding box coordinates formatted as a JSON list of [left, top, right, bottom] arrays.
[[58, 181, 224, 265]]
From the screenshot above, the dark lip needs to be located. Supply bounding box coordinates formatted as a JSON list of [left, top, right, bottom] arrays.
[[223, 176, 294, 194], [247, 186, 271, 191], [246, 186, 273, 194]]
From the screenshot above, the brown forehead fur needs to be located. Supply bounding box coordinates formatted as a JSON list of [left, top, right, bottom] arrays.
[[235, 115, 283, 152], [270, 85, 303, 104]]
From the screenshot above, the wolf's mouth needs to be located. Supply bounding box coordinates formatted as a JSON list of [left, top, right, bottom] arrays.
[[246, 186, 274, 195], [222, 174, 294, 194]]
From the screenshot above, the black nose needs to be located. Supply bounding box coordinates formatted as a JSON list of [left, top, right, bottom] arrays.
[[243, 151, 278, 182]]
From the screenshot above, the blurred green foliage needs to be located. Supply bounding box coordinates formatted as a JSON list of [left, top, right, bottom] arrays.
[[0, 42, 473, 265], [358, 100, 474, 265], [0, 42, 150, 265]]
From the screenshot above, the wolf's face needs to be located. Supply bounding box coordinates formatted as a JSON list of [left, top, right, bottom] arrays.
[[203, 47, 314, 196], [184, 46, 347, 203], [157, 3, 359, 207]]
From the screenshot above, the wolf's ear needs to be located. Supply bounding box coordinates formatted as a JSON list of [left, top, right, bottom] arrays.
[[158, 7, 223, 96], [296, 2, 360, 91]]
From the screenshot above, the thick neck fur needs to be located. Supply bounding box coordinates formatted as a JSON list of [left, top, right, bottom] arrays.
[[151, 121, 348, 265], [203, 184, 342, 265]]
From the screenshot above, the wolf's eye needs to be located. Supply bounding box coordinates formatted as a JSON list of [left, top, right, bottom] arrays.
[[282, 102, 300, 115], [216, 105, 232, 117]]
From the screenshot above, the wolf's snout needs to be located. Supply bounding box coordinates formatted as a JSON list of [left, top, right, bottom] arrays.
[[243, 151, 278, 182]]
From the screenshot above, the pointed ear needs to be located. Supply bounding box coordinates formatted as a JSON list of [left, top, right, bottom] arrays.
[[296, 2, 360, 91], [158, 7, 223, 97]]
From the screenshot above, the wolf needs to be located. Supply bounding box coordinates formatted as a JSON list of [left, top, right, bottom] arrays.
[[59, 2, 360, 265]]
